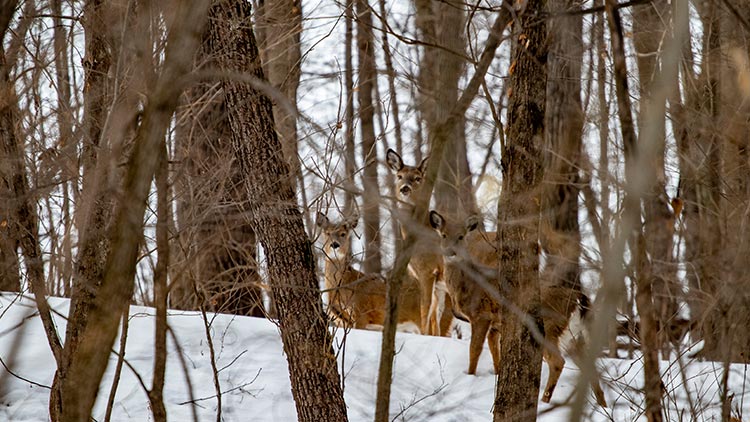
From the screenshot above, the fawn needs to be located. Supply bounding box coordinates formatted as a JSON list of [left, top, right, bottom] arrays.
[[429, 210, 607, 406], [317, 212, 421, 331], [385, 148, 454, 336]]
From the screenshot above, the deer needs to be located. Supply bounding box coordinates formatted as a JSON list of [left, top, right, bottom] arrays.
[[316, 212, 421, 332], [385, 148, 454, 336], [429, 210, 607, 407]]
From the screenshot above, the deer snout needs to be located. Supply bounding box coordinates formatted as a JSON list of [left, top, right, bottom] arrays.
[[399, 185, 412, 195], [331, 241, 340, 249]]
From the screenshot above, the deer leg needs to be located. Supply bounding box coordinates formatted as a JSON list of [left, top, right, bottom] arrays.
[[439, 294, 454, 337], [468, 318, 491, 375], [420, 277, 434, 335], [570, 337, 608, 407], [487, 325, 501, 374], [542, 346, 565, 403]]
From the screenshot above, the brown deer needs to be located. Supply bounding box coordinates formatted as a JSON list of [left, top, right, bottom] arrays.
[[385, 148, 454, 336], [429, 210, 607, 407], [427, 210, 501, 375], [316, 212, 421, 331]]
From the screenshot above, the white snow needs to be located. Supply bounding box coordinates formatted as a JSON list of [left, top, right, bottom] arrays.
[[0, 293, 747, 421]]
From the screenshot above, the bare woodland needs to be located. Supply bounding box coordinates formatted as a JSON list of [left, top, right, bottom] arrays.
[[0, 0, 749, 420]]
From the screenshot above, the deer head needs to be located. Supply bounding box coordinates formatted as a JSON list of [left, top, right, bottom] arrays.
[[316, 212, 358, 261], [386, 148, 429, 202], [428, 210, 481, 262]]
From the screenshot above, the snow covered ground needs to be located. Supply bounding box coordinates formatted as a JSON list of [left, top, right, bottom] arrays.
[[0, 294, 747, 421]]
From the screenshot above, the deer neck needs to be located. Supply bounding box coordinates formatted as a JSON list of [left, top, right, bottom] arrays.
[[395, 194, 431, 241]]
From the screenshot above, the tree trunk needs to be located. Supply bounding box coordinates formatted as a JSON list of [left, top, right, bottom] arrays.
[[493, 0, 547, 419], [59, 1, 210, 419], [172, 29, 264, 318], [205, 2, 348, 420], [414, 0, 475, 218], [256, 0, 302, 177], [343, 0, 356, 215], [606, 0, 665, 419], [633, 0, 678, 358], [0, 0, 20, 292], [356, 0, 382, 274]]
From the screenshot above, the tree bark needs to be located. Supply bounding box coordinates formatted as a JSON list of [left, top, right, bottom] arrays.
[[356, 0, 382, 274], [205, 2, 348, 420], [0, 0, 20, 292], [414, 0, 475, 218], [493, 0, 547, 419]]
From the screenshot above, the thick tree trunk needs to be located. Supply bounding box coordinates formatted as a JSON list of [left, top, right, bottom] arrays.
[[356, 0, 382, 274], [205, 2, 348, 420], [493, 0, 547, 419], [0, 0, 20, 292]]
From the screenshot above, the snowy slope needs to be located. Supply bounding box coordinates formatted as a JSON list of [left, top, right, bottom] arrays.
[[0, 294, 747, 422]]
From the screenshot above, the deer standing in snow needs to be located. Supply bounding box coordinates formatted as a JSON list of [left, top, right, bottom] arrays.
[[317, 212, 421, 331], [429, 210, 607, 406], [385, 149, 455, 336]]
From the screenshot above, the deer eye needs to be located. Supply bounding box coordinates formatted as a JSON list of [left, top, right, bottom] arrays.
[[441, 233, 446, 238], [397, 175, 403, 180], [339, 232, 346, 237], [414, 177, 422, 183], [458, 235, 464, 240]]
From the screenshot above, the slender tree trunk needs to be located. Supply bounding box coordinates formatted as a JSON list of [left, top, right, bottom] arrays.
[[633, 0, 678, 358], [343, 0, 356, 215], [356, 0, 382, 274], [205, 2, 348, 420], [256, 0, 302, 177], [414, 0, 475, 218], [148, 143, 169, 421], [51, 0, 75, 295], [606, 1, 664, 419], [493, 0, 546, 419]]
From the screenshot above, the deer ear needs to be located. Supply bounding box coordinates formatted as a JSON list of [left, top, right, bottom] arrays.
[[386, 148, 403, 172], [465, 215, 480, 232], [418, 156, 429, 173], [316, 212, 329, 228], [429, 210, 445, 230]]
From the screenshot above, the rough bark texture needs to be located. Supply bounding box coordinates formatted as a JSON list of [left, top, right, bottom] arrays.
[[414, 0, 476, 218], [0, 0, 20, 292], [205, 2, 348, 420], [356, 0, 382, 274], [59, 1, 210, 419], [493, 0, 546, 419]]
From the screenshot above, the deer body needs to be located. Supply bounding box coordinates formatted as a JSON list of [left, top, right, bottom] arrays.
[[317, 213, 421, 330], [429, 210, 607, 406]]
